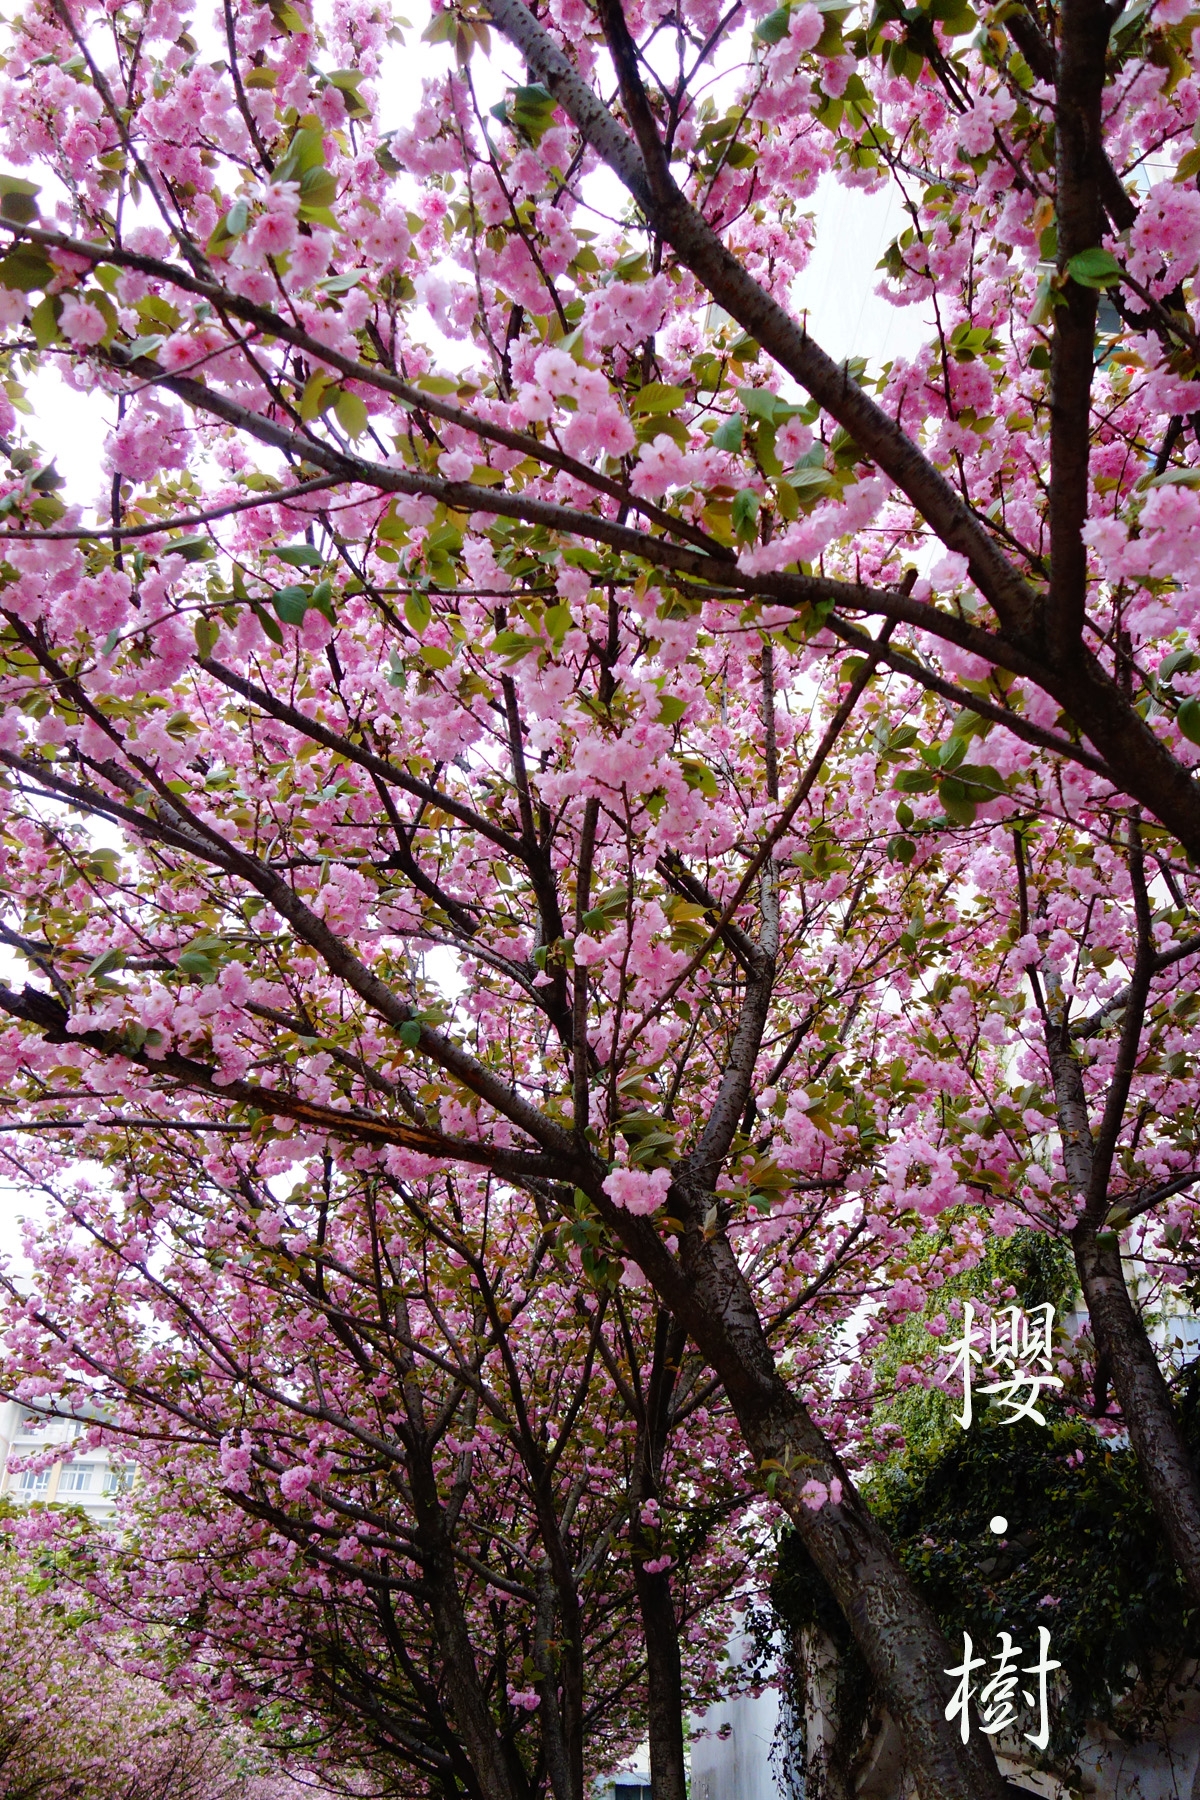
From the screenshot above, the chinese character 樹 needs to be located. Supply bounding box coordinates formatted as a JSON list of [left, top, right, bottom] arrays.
[[942, 1302, 1063, 1429], [945, 1628, 1060, 1750]]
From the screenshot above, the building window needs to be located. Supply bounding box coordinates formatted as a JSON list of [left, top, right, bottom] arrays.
[[57, 1464, 99, 1494], [13, 1469, 50, 1494], [103, 1466, 135, 1495], [615, 1785, 653, 1800]]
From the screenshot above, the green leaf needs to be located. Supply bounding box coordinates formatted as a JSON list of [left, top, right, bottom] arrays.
[[300, 164, 338, 210], [398, 1019, 422, 1047], [298, 203, 339, 231], [953, 762, 1006, 796], [680, 757, 718, 799], [0, 244, 54, 292], [272, 585, 311, 625], [734, 381, 798, 419], [404, 591, 431, 634], [88, 847, 121, 883], [28, 493, 65, 526], [510, 83, 557, 145], [492, 629, 540, 661], [274, 543, 324, 568], [271, 1, 306, 31], [774, 476, 799, 520], [333, 388, 368, 439], [657, 694, 687, 725], [938, 777, 979, 824], [194, 616, 220, 658], [250, 600, 285, 644], [931, 0, 976, 31], [755, 5, 792, 41], [1066, 247, 1122, 289], [1145, 466, 1200, 490], [635, 411, 688, 449], [273, 126, 326, 186], [0, 173, 40, 225], [420, 643, 454, 669], [612, 250, 649, 282], [544, 602, 571, 643], [631, 382, 686, 414], [711, 414, 745, 452], [29, 294, 61, 348], [167, 535, 213, 562], [177, 950, 218, 979], [299, 370, 335, 421], [1029, 272, 1065, 328], [731, 487, 761, 541], [309, 579, 335, 623], [1177, 697, 1200, 745], [208, 196, 251, 256], [326, 68, 370, 117], [319, 270, 365, 294], [86, 946, 126, 978]]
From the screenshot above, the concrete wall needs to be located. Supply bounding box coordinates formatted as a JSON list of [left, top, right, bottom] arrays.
[[690, 1686, 789, 1800]]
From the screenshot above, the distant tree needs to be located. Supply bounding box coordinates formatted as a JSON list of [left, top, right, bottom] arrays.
[[0, 1510, 304, 1800], [7, 1156, 760, 1800]]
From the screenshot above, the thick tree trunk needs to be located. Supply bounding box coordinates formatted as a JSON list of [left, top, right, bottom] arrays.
[[630, 1310, 689, 1800], [1073, 1228, 1200, 1602], [534, 1566, 578, 1800], [582, 1180, 1011, 1800], [1041, 953, 1200, 1605], [397, 1303, 524, 1800], [423, 1553, 525, 1800], [632, 1562, 688, 1800], [722, 1365, 1002, 1800]]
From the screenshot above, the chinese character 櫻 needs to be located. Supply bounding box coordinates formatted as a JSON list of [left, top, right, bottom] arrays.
[[941, 1302, 1063, 1429], [945, 1627, 1060, 1750]]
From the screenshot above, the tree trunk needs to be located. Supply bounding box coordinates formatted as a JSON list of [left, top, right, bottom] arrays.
[[632, 1561, 688, 1800], [534, 1566, 578, 1800], [631, 1309, 689, 1800], [583, 1182, 1011, 1800], [423, 1557, 525, 1800], [1073, 1227, 1200, 1602], [397, 1300, 524, 1800], [1043, 969, 1200, 1606]]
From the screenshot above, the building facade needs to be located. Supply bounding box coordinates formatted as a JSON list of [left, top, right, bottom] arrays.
[[0, 1398, 133, 1523]]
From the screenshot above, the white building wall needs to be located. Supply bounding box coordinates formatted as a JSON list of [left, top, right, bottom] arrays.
[[690, 1687, 787, 1800], [0, 1398, 130, 1523]]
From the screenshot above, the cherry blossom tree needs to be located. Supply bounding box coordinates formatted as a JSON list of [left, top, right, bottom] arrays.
[[838, 799, 1200, 1627], [3, 1149, 767, 1800], [0, 1508, 308, 1800], [0, 0, 1200, 1792]]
